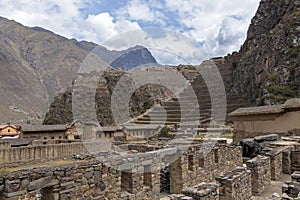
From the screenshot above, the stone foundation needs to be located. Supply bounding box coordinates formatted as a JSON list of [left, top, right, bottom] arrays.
[[216, 167, 252, 200], [246, 156, 271, 195], [292, 171, 300, 183], [282, 181, 300, 198], [181, 182, 219, 200]]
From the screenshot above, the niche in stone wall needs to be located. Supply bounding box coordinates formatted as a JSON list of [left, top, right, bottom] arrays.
[[143, 165, 152, 187], [199, 153, 204, 168], [40, 187, 55, 200], [214, 148, 219, 163], [121, 171, 133, 193], [188, 154, 194, 171]]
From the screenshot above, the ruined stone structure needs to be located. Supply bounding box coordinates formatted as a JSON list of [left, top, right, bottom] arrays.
[[264, 148, 283, 180], [246, 156, 271, 195], [0, 133, 300, 199], [1, 127, 300, 200], [216, 167, 252, 200], [0, 143, 243, 199], [180, 182, 219, 200]]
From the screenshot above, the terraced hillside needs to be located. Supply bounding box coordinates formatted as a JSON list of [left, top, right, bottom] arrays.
[[129, 64, 252, 128]]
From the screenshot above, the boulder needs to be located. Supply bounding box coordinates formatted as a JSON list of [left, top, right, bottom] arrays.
[[254, 134, 279, 142], [240, 138, 262, 158]]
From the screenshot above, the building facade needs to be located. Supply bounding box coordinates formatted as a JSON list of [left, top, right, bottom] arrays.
[[229, 99, 300, 143]]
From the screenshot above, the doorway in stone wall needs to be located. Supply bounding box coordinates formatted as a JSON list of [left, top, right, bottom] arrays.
[[160, 164, 170, 193]]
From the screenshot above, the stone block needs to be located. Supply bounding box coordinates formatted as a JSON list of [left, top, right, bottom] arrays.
[[254, 134, 279, 142]]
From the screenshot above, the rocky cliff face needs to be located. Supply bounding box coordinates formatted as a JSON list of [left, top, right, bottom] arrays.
[[221, 0, 300, 105], [0, 17, 157, 123], [43, 69, 172, 125]]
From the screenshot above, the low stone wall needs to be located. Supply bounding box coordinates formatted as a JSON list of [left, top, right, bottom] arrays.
[[118, 144, 161, 152], [181, 183, 219, 200], [246, 156, 271, 195], [292, 171, 300, 182], [216, 167, 252, 200], [282, 181, 300, 198]]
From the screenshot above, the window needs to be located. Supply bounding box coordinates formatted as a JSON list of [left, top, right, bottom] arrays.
[[51, 137, 55, 140], [7, 129, 10, 132]]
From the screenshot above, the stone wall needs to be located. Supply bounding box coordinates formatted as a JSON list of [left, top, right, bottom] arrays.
[[0, 143, 89, 169], [0, 153, 162, 200], [0, 142, 11, 148], [246, 156, 271, 195], [265, 148, 283, 180], [291, 151, 300, 172], [0, 142, 244, 200], [183, 144, 243, 189], [216, 167, 252, 200]]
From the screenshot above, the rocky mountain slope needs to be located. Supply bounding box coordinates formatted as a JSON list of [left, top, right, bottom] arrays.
[[0, 17, 157, 123], [44, 0, 300, 126], [43, 69, 172, 125], [219, 0, 300, 105]]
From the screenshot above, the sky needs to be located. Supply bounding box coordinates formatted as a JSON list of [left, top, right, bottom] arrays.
[[0, 0, 260, 65]]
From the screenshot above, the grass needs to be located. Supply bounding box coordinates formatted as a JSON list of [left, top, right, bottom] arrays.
[[0, 160, 75, 175], [221, 132, 233, 139]]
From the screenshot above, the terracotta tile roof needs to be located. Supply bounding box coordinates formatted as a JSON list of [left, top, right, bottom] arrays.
[[0, 124, 17, 130]]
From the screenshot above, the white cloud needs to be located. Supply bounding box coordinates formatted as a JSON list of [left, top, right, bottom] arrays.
[[102, 28, 208, 65], [117, 0, 165, 24], [85, 12, 142, 43], [163, 0, 260, 57], [0, 0, 142, 44], [0, 0, 261, 64], [0, 0, 88, 38]]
